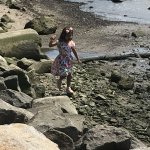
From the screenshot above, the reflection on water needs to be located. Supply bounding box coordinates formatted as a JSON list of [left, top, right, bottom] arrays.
[[65, 0, 150, 24]]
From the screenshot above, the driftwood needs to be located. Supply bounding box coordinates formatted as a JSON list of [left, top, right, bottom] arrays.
[[81, 52, 150, 63]]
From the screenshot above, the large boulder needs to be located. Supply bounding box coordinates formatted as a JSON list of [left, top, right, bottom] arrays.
[[0, 123, 60, 150], [29, 96, 84, 142], [0, 99, 34, 124], [0, 89, 33, 108], [82, 124, 131, 150], [24, 16, 57, 35], [43, 129, 74, 150], [27, 59, 53, 74], [32, 96, 78, 114], [1, 66, 31, 92], [0, 29, 42, 60]]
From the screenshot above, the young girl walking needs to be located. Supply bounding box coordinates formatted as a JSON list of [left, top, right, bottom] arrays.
[[49, 27, 80, 94]]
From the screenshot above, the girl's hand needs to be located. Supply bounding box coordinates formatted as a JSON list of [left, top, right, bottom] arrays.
[[49, 34, 57, 47], [50, 35, 56, 41]]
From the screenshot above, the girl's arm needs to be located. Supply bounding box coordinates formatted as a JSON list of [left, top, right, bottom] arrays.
[[49, 35, 57, 47], [71, 46, 81, 63]]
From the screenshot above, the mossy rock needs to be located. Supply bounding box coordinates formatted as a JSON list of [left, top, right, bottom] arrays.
[[118, 76, 134, 90], [0, 29, 42, 60], [24, 16, 57, 35]]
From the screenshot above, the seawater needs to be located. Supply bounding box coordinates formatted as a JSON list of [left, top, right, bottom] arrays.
[[42, 48, 100, 59], [65, 0, 150, 24]]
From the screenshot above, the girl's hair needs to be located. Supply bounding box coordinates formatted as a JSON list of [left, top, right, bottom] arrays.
[[58, 27, 73, 42]]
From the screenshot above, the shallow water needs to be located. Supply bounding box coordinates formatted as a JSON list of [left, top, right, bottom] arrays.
[[42, 48, 100, 59], [42, 47, 150, 59], [65, 0, 150, 24]]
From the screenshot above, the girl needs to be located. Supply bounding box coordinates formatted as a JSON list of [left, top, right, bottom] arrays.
[[49, 27, 80, 94]]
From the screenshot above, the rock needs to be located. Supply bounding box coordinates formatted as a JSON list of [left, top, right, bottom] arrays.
[[32, 84, 45, 98], [1, 66, 34, 96], [44, 129, 74, 150], [110, 70, 121, 83], [28, 59, 53, 74], [132, 148, 150, 150], [4, 75, 21, 91], [0, 55, 8, 68], [0, 27, 5, 33], [0, 21, 9, 31], [4, 57, 18, 65], [0, 78, 7, 90], [0, 29, 42, 60], [17, 58, 35, 70], [29, 96, 84, 142], [95, 94, 106, 100], [1, 14, 14, 23], [0, 0, 7, 4], [0, 89, 33, 108], [32, 96, 78, 114], [118, 76, 134, 90], [6, 0, 22, 10], [111, 0, 123, 3], [0, 123, 60, 150], [0, 99, 34, 124], [82, 124, 131, 150], [24, 16, 57, 35], [28, 107, 84, 142]]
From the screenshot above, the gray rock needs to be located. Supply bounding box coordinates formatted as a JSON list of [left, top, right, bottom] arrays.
[[32, 96, 78, 114], [0, 29, 42, 60], [0, 78, 7, 90], [110, 70, 122, 83], [1, 67, 32, 95], [0, 99, 34, 124], [27, 59, 53, 74], [0, 27, 5, 33], [4, 75, 21, 91], [29, 96, 84, 142], [1, 14, 14, 23], [43, 129, 74, 150], [17, 58, 34, 70], [118, 76, 134, 90], [0, 89, 33, 108], [82, 124, 131, 150], [24, 16, 57, 35], [0, 123, 59, 150]]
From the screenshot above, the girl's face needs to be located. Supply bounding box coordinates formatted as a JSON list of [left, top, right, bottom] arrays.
[[65, 27, 73, 41]]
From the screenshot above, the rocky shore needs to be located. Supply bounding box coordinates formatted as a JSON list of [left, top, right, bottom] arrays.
[[0, 0, 150, 149]]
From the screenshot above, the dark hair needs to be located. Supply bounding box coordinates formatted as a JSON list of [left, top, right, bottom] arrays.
[[58, 27, 73, 42]]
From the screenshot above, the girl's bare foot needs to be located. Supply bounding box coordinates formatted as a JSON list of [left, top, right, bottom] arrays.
[[66, 87, 74, 94]]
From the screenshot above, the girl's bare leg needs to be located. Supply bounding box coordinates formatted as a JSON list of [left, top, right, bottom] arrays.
[[57, 76, 65, 90], [66, 74, 74, 93]]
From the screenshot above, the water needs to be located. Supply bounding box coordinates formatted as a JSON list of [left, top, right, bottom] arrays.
[[42, 47, 150, 59], [65, 0, 150, 24], [42, 48, 100, 59]]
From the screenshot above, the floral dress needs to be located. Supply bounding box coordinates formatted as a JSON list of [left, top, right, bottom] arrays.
[[51, 41, 74, 76]]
